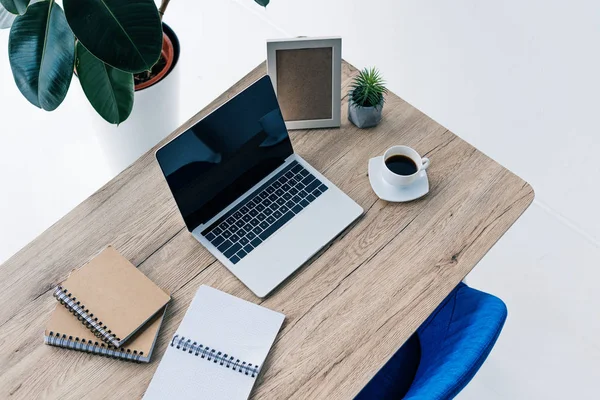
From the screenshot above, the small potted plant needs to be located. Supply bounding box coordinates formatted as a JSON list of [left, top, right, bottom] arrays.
[[348, 67, 388, 129]]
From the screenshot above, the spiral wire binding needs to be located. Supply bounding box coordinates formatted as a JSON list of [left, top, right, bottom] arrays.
[[45, 331, 143, 362], [170, 335, 260, 378], [53, 286, 121, 347]]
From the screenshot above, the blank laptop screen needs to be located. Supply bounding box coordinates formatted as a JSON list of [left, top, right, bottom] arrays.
[[156, 76, 294, 231]]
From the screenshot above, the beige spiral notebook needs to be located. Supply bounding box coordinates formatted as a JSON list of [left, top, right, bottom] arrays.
[[44, 304, 166, 363], [53, 246, 171, 347]]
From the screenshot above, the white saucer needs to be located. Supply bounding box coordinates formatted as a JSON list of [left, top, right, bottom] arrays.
[[368, 156, 429, 202]]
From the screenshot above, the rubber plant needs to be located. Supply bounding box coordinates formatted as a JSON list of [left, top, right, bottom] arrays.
[[1, 0, 270, 125]]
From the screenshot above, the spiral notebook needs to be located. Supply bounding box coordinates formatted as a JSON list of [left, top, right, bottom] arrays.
[[44, 304, 166, 362], [53, 245, 171, 347], [143, 285, 285, 400]]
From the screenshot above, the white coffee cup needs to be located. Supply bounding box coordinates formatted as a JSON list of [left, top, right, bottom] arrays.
[[381, 145, 430, 187]]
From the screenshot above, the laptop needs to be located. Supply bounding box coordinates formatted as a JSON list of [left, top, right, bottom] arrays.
[[156, 76, 363, 297]]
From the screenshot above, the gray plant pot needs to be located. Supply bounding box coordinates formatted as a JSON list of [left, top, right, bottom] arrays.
[[348, 101, 383, 128]]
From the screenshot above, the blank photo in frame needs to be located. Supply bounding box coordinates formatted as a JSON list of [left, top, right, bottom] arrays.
[[267, 37, 342, 130]]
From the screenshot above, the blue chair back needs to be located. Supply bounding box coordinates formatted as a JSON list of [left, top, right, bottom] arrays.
[[356, 283, 507, 400]]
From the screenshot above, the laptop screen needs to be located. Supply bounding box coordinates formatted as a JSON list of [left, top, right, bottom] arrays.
[[156, 76, 294, 231]]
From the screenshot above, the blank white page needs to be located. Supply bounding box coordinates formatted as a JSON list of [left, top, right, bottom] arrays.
[[143, 285, 285, 400]]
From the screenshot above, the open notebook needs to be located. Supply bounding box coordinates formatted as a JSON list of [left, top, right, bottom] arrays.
[[44, 304, 166, 362], [143, 285, 285, 400], [53, 246, 171, 347]]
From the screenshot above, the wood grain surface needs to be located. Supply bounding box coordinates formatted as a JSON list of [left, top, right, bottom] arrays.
[[0, 61, 534, 400]]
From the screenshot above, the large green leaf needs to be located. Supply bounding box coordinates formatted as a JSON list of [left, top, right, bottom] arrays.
[[0, 0, 29, 15], [0, 5, 16, 28], [63, 0, 162, 74], [8, 1, 75, 111], [76, 42, 134, 124]]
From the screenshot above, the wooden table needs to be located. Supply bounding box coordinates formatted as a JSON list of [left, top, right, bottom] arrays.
[[0, 61, 534, 399]]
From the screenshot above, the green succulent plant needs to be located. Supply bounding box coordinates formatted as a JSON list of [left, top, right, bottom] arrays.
[[0, 0, 270, 125], [349, 67, 388, 108]]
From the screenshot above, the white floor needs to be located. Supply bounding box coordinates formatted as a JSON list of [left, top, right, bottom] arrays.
[[1, 0, 599, 398]]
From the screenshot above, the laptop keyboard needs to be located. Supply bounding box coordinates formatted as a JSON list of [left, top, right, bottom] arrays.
[[202, 160, 328, 264]]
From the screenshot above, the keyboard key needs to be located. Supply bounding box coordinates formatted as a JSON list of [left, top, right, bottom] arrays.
[[240, 206, 249, 214], [266, 187, 275, 194], [280, 176, 289, 184], [269, 202, 279, 210], [313, 189, 323, 197], [307, 194, 316, 202], [251, 238, 262, 248], [264, 208, 273, 216], [240, 237, 249, 246], [249, 209, 258, 217], [230, 255, 240, 264], [268, 194, 277, 201], [222, 230, 232, 239], [237, 249, 247, 259], [266, 216, 276, 224], [247, 232, 256, 240], [247, 199, 256, 208], [233, 212, 242, 219], [229, 225, 239, 233], [255, 204, 265, 212], [284, 171, 294, 179], [292, 204, 303, 214], [260, 221, 269, 230], [263, 199, 272, 207], [217, 240, 233, 252], [259, 211, 294, 241], [299, 189, 309, 197], [280, 205, 289, 213], [302, 175, 316, 186], [243, 224, 253, 232], [285, 200, 295, 208], [289, 178, 298, 186], [243, 244, 254, 253], [206, 232, 216, 241], [230, 234, 240, 242], [289, 187, 299, 195], [220, 221, 229, 229], [213, 226, 222, 235], [275, 189, 284, 196], [226, 217, 235, 225], [250, 218, 260, 226], [273, 210, 282, 219], [257, 213, 266, 221], [237, 228, 246, 237], [211, 236, 224, 247], [224, 243, 242, 258], [319, 184, 328, 192], [273, 181, 282, 188], [282, 183, 291, 191], [252, 226, 263, 235], [276, 198, 285, 206], [235, 220, 245, 228], [259, 192, 269, 199], [299, 169, 310, 177], [292, 195, 302, 203], [306, 180, 320, 193], [242, 215, 251, 222], [300, 199, 309, 207], [292, 164, 303, 173]]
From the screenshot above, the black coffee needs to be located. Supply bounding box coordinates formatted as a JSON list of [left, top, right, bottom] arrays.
[[385, 155, 418, 175]]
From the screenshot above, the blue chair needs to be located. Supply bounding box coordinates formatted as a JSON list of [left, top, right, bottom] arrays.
[[356, 283, 507, 400]]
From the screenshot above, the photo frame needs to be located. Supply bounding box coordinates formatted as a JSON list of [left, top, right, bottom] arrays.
[[267, 37, 342, 130]]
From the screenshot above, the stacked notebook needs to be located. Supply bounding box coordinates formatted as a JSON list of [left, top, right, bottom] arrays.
[[44, 246, 171, 362], [143, 285, 285, 400]]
